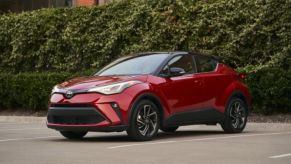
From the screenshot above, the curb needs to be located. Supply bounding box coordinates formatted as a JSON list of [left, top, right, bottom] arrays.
[[0, 116, 46, 124], [0, 116, 290, 124]]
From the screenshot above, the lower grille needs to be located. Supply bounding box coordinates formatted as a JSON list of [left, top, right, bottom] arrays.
[[47, 105, 105, 125], [48, 115, 104, 125]]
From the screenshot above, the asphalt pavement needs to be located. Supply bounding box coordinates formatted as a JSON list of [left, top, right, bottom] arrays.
[[0, 118, 291, 164]]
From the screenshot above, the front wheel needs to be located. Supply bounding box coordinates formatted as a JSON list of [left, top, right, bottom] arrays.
[[60, 131, 87, 139], [221, 98, 248, 133], [126, 100, 160, 141]]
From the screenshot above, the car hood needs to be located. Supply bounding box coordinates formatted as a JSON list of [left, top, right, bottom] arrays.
[[57, 75, 148, 90]]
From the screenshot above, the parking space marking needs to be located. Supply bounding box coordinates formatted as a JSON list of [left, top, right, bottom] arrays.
[[108, 131, 291, 149], [108, 140, 177, 149], [269, 153, 291, 159], [0, 136, 59, 142]]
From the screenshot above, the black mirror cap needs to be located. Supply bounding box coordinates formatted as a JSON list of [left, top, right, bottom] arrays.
[[169, 67, 186, 77]]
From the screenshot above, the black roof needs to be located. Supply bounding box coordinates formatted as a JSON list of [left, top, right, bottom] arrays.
[[132, 51, 222, 61]]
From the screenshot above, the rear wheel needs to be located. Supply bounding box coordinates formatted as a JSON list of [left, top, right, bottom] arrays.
[[221, 98, 248, 133], [127, 100, 160, 141], [60, 131, 87, 139], [160, 126, 179, 133]]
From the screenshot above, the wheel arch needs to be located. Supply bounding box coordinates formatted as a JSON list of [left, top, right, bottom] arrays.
[[216, 80, 251, 113], [226, 91, 250, 115], [127, 92, 168, 126]]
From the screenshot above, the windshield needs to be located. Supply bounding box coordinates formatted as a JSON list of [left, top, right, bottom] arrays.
[[96, 54, 168, 76]]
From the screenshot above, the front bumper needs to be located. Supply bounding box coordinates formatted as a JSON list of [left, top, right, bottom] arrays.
[[47, 124, 128, 132], [47, 92, 133, 132]]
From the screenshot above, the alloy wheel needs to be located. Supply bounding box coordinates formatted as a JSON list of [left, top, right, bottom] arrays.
[[229, 101, 246, 129], [136, 104, 158, 137]]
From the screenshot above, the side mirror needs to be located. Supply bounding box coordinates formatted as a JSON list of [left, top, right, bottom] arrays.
[[170, 67, 186, 77]]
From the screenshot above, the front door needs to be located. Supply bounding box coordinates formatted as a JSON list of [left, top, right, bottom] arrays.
[[159, 55, 205, 114]]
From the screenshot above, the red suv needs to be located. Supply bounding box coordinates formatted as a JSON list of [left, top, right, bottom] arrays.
[[47, 52, 251, 141]]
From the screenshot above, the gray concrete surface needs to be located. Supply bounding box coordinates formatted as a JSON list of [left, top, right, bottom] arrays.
[[0, 120, 291, 164], [0, 116, 46, 123]]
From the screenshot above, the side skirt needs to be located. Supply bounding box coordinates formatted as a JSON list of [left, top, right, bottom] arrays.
[[163, 109, 225, 127]]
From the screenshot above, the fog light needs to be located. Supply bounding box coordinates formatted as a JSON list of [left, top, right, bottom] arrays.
[[110, 102, 122, 122], [111, 103, 119, 109]]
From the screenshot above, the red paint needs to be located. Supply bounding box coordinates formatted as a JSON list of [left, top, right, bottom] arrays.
[[47, 53, 251, 131], [95, 103, 121, 125]]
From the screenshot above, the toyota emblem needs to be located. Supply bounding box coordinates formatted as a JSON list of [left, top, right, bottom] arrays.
[[65, 90, 74, 99]]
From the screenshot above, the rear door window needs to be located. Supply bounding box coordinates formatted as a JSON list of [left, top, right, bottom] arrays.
[[196, 56, 218, 73]]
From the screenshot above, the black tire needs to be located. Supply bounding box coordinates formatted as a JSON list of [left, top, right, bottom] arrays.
[[60, 131, 87, 139], [221, 98, 248, 133], [126, 100, 160, 141], [160, 126, 179, 133]]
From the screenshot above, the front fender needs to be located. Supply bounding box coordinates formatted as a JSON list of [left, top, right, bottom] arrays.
[[124, 83, 171, 121]]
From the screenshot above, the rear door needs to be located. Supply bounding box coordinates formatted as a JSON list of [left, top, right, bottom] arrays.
[[194, 55, 231, 110]]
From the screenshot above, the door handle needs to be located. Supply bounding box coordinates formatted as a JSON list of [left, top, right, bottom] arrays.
[[194, 79, 203, 85]]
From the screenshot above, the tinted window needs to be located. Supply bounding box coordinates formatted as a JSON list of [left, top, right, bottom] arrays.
[[160, 55, 195, 76], [196, 56, 218, 72], [97, 54, 168, 76]]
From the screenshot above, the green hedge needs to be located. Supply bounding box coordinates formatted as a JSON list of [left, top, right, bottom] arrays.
[[0, 0, 290, 112], [0, 71, 96, 110], [0, 73, 72, 110], [0, 70, 290, 112], [245, 68, 291, 113]]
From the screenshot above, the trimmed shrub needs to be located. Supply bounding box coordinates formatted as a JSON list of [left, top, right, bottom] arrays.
[[0, 70, 290, 112], [0, 73, 79, 110], [245, 68, 291, 114]]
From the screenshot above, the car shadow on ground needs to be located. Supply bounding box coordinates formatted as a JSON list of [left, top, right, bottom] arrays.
[[49, 130, 252, 143]]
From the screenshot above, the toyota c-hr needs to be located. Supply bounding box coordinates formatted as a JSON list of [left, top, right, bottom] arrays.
[[47, 51, 251, 141]]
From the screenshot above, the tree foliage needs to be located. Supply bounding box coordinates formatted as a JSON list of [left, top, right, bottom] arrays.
[[0, 0, 290, 112]]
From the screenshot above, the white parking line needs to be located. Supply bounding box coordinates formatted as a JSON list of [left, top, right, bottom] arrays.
[[108, 140, 177, 149], [108, 131, 291, 149], [0, 128, 45, 131], [269, 153, 291, 159], [0, 136, 59, 142]]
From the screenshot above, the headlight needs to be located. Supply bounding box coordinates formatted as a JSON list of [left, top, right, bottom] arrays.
[[88, 81, 142, 95], [51, 85, 61, 94]]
